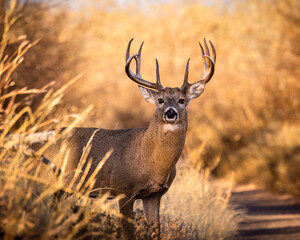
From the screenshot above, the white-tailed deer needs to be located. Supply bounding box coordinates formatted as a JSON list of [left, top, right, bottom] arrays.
[[34, 38, 216, 239]]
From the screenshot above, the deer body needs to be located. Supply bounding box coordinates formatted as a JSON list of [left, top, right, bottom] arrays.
[[38, 39, 216, 239], [44, 117, 185, 198]]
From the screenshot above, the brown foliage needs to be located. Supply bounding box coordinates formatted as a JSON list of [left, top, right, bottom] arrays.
[[0, 1, 241, 239], [5, 0, 300, 194]]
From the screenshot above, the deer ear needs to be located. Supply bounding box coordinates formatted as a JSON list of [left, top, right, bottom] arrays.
[[138, 86, 158, 104], [186, 80, 205, 101]]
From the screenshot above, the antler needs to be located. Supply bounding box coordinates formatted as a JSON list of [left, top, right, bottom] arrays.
[[180, 39, 216, 93], [125, 38, 164, 91]]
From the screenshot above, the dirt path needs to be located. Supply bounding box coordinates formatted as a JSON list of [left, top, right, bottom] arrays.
[[230, 185, 300, 240]]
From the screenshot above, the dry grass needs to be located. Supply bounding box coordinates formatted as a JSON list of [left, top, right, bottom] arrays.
[[159, 165, 239, 240], [0, 1, 242, 239], [3, 0, 300, 238], [158, 165, 239, 240], [130, 158, 241, 239], [0, 2, 121, 239], [133, 164, 241, 240]]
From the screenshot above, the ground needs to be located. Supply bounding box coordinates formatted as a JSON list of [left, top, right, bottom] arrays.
[[230, 185, 300, 240]]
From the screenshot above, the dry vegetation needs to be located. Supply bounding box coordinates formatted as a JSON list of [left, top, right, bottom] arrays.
[[133, 163, 240, 239], [0, 3, 122, 239], [54, 0, 299, 195], [1, 0, 299, 238], [0, 0, 243, 239]]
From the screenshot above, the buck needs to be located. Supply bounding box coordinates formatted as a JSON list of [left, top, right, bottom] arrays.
[[35, 38, 216, 239]]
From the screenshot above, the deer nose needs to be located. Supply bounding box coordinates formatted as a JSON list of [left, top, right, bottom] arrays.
[[164, 108, 178, 122]]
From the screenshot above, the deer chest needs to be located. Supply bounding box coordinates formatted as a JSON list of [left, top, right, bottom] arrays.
[[135, 181, 168, 199]]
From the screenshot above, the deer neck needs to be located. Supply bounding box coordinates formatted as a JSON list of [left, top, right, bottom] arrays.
[[142, 110, 187, 175]]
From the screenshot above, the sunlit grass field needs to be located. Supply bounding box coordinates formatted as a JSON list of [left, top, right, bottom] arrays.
[[0, 0, 299, 238]]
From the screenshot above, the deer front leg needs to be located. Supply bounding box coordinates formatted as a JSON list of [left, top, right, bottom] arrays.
[[119, 197, 135, 239], [142, 193, 162, 238]]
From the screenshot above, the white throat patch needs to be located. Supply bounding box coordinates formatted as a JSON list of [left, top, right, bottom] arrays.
[[163, 124, 181, 132]]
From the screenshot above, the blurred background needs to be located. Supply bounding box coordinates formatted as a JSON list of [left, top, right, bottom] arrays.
[[2, 0, 300, 194]]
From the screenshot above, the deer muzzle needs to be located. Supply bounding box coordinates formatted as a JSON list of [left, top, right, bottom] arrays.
[[164, 107, 178, 123]]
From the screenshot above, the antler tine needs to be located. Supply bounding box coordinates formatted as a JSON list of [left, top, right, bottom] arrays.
[[209, 40, 216, 63], [126, 38, 134, 62], [125, 39, 164, 91], [135, 41, 144, 77], [180, 58, 190, 92], [155, 58, 164, 90], [203, 38, 210, 70], [199, 41, 206, 70]]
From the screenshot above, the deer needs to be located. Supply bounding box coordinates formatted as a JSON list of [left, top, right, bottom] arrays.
[[31, 38, 216, 239]]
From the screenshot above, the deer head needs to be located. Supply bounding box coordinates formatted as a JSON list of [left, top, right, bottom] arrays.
[[125, 38, 216, 126]]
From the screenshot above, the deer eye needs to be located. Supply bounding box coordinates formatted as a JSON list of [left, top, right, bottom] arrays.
[[178, 99, 185, 104], [158, 98, 164, 104]]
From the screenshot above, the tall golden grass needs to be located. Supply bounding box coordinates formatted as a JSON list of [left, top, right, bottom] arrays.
[[133, 165, 241, 239], [2, 0, 299, 236], [0, 0, 242, 239], [0, 2, 121, 239]]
